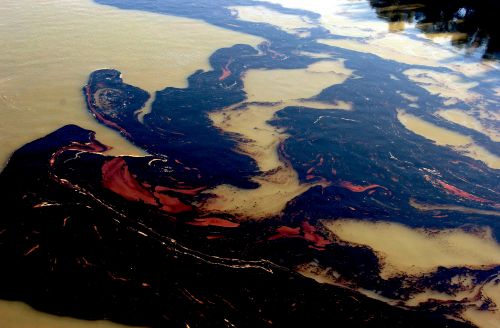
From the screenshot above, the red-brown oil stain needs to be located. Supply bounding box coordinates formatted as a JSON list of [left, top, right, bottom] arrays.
[[268, 221, 331, 250], [107, 271, 130, 283], [339, 181, 388, 193], [427, 176, 496, 204], [219, 58, 233, 81], [268, 226, 301, 238], [155, 185, 206, 196], [102, 158, 158, 205], [154, 191, 192, 213], [78, 257, 94, 268], [186, 217, 240, 228], [23, 244, 40, 256], [206, 235, 224, 240], [304, 155, 327, 181], [101, 157, 194, 214], [301, 221, 331, 249]]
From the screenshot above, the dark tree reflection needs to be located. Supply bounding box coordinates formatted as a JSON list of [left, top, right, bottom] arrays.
[[368, 0, 500, 59]]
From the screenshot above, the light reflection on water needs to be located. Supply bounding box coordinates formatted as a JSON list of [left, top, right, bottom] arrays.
[[254, 0, 499, 67], [368, 0, 500, 59]]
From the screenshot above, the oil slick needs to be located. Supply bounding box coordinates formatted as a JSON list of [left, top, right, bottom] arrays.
[[0, 0, 264, 168], [1, 0, 499, 326], [397, 110, 500, 169], [203, 61, 353, 219]]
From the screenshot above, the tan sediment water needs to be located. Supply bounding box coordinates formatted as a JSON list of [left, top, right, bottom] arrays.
[[319, 38, 452, 67], [318, 37, 499, 82], [296, 51, 334, 59], [462, 277, 500, 328], [318, 35, 497, 84], [420, 32, 468, 43], [0, 0, 264, 169], [322, 219, 500, 279], [404, 273, 500, 328], [405, 272, 479, 308], [242, 60, 353, 103], [0, 300, 144, 328], [229, 6, 315, 37], [202, 60, 353, 219], [296, 262, 341, 286], [296, 261, 401, 306], [437, 109, 500, 142], [409, 198, 500, 217], [397, 110, 500, 169], [403, 69, 480, 104], [397, 91, 419, 103], [398, 111, 474, 146]]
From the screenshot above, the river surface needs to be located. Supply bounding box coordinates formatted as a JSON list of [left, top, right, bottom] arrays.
[[0, 0, 499, 327]]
